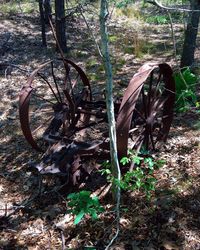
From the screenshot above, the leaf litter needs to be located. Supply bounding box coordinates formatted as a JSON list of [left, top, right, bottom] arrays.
[[0, 8, 200, 250]]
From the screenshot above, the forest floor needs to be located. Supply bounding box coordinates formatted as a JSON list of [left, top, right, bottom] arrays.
[[1, 5, 200, 250]]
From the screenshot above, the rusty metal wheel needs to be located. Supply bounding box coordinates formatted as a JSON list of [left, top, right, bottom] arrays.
[[19, 59, 92, 152], [116, 63, 175, 160]]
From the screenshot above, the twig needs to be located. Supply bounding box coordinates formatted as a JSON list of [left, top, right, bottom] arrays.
[[166, 11, 177, 63], [147, 0, 200, 12], [80, 6, 103, 58], [60, 230, 65, 250], [148, 0, 189, 89], [0, 63, 30, 73]]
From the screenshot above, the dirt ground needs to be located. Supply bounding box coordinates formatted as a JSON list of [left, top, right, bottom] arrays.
[[1, 6, 200, 250]]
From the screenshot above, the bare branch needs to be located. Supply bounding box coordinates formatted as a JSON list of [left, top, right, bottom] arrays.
[[0, 63, 30, 73], [147, 0, 200, 12], [80, 6, 103, 58], [166, 11, 178, 63]]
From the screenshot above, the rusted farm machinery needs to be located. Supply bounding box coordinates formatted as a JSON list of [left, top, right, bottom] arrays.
[[19, 58, 175, 183]]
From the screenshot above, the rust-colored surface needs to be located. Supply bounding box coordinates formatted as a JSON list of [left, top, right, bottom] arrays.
[[19, 60, 175, 183], [19, 59, 92, 152], [116, 63, 175, 160]]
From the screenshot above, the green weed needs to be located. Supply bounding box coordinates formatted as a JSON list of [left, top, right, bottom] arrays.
[[0, 1, 37, 14], [108, 35, 118, 43], [145, 15, 169, 25], [100, 151, 165, 200], [67, 191, 104, 225], [174, 67, 198, 112]]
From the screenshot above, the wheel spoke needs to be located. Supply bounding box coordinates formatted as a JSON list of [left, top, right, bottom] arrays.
[[147, 71, 154, 114], [141, 87, 147, 119], [134, 108, 146, 122], [32, 116, 53, 135], [149, 127, 156, 150], [51, 61, 63, 103], [31, 91, 55, 105], [72, 72, 80, 89], [38, 73, 61, 103]]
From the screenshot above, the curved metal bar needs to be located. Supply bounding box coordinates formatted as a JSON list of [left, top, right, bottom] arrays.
[[19, 59, 92, 152], [158, 63, 176, 141], [116, 63, 175, 160], [19, 60, 53, 152], [63, 59, 92, 101]]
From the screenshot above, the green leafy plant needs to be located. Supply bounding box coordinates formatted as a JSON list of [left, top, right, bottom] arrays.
[[115, 0, 134, 8], [174, 67, 198, 112], [100, 150, 165, 200], [67, 191, 104, 225], [120, 150, 165, 199], [145, 15, 169, 24]]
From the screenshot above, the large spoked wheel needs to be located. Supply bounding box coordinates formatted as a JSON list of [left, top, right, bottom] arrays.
[[116, 63, 175, 160], [19, 59, 92, 152]]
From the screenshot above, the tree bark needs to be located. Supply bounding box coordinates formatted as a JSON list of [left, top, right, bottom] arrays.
[[39, 0, 47, 47], [99, 0, 121, 247], [180, 0, 200, 67], [55, 0, 67, 53], [44, 0, 52, 24]]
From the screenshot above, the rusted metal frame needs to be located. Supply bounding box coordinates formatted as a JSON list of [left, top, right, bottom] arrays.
[[50, 61, 63, 103], [141, 88, 148, 119], [63, 59, 92, 100], [116, 64, 157, 160], [64, 64, 74, 97], [63, 59, 92, 127], [50, 139, 105, 176], [74, 118, 106, 133], [71, 72, 80, 89], [19, 59, 92, 152], [116, 63, 175, 160], [19, 86, 43, 152], [20, 60, 175, 181], [145, 97, 167, 150], [73, 87, 90, 109], [31, 91, 55, 105], [158, 64, 175, 141], [146, 64, 175, 146], [66, 88, 91, 130], [147, 70, 154, 116], [77, 108, 102, 116], [134, 108, 146, 122], [42, 104, 68, 139], [63, 89, 76, 125], [37, 72, 61, 104], [33, 116, 53, 136], [19, 60, 53, 152]]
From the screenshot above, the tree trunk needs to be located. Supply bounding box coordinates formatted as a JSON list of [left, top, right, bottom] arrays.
[[44, 0, 52, 24], [39, 0, 47, 47], [55, 0, 67, 53], [99, 0, 121, 246], [99, 0, 121, 199], [180, 0, 200, 67]]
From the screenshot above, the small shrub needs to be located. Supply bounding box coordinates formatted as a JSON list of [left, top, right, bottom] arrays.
[[174, 67, 198, 112], [0, 1, 37, 14], [100, 150, 165, 200], [120, 150, 165, 199], [145, 15, 169, 24], [67, 191, 104, 225]]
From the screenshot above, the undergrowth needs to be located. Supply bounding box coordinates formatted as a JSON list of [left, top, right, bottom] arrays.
[[174, 67, 199, 112]]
